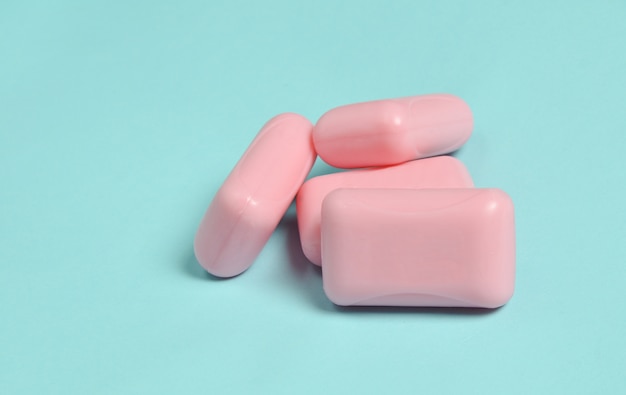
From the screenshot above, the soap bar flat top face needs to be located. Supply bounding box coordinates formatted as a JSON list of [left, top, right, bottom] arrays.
[[194, 113, 316, 278], [296, 156, 474, 266], [321, 188, 515, 308], [313, 94, 473, 168]]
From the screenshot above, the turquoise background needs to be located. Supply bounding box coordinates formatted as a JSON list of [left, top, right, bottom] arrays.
[[2, 1, 625, 393]]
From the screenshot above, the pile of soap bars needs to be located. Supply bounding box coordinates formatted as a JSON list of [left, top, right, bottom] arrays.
[[194, 94, 515, 308]]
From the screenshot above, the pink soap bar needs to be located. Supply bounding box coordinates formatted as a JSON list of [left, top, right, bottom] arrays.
[[313, 94, 473, 168], [194, 113, 316, 278], [321, 188, 515, 308], [296, 156, 473, 266]]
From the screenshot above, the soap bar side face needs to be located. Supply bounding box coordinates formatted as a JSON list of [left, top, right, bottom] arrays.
[[296, 156, 474, 266], [194, 113, 316, 278], [321, 188, 515, 308], [313, 94, 473, 168], [407, 94, 474, 156]]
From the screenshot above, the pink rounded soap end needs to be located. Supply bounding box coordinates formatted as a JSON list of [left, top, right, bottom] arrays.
[[193, 187, 271, 278]]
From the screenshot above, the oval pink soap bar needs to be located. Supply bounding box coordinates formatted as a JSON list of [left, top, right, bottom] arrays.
[[296, 156, 473, 266], [194, 113, 316, 278], [313, 94, 473, 168], [322, 188, 515, 308]]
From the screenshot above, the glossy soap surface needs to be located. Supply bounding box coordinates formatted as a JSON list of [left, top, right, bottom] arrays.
[[296, 156, 474, 266], [194, 113, 316, 277], [321, 188, 515, 308], [313, 94, 473, 168]]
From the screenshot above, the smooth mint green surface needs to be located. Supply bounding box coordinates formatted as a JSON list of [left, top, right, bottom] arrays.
[[2, 1, 626, 394]]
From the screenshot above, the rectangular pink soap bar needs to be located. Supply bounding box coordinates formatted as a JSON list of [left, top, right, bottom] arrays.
[[297, 156, 473, 266], [313, 94, 473, 168], [321, 188, 515, 308]]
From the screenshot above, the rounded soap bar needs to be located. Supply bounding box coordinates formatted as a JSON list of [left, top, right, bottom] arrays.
[[296, 156, 474, 266], [322, 188, 515, 308], [194, 113, 316, 278], [313, 94, 473, 168]]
